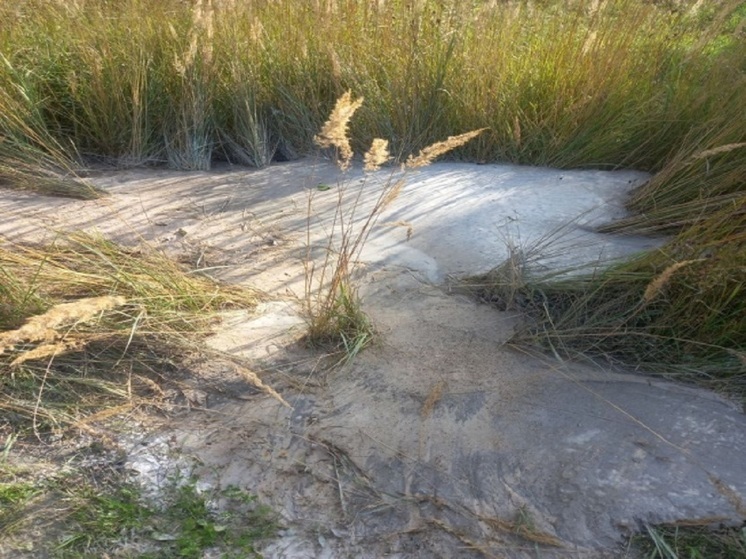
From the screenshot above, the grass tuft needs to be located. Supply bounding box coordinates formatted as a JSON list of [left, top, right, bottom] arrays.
[[0, 231, 259, 436], [473, 238, 745, 397], [1, 465, 278, 559], [1, 0, 743, 191]]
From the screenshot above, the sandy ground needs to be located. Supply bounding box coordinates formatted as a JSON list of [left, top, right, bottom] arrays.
[[1, 159, 744, 558]]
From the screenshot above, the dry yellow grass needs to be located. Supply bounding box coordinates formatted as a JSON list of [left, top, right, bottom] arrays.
[[9, 340, 83, 367], [0, 295, 127, 355], [234, 363, 291, 408], [420, 379, 446, 419], [380, 178, 406, 210]]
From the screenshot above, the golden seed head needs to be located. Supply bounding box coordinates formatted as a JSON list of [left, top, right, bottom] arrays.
[[314, 91, 364, 170], [363, 138, 391, 171], [642, 260, 702, 304], [405, 128, 488, 169]]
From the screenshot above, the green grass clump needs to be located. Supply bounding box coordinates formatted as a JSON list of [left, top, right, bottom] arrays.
[[56, 480, 278, 559], [59, 484, 153, 557], [0, 479, 39, 534]]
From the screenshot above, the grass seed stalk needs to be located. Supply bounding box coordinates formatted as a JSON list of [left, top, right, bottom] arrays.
[[304, 91, 484, 359]]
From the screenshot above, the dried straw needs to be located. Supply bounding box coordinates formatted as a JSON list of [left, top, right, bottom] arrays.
[[690, 142, 746, 161], [234, 364, 291, 408], [10, 340, 82, 367], [381, 178, 405, 210], [420, 379, 446, 419], [0, 295, 127, 354]]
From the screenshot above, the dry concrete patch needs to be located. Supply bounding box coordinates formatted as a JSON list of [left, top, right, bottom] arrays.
[[2, 159, 745, 558]]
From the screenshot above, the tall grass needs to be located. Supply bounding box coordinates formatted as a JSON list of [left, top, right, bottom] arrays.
[[475, 145, 746, 393], [1, 0, 743, 181]]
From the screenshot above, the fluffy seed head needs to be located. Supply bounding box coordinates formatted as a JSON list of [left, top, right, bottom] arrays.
[[363, 138, 391, 171], [405, 128, 487, 169], [314, 91, 364, 170]]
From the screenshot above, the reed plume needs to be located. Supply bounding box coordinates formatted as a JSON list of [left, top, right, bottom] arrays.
[[405, 128, 488, 169], [314, 90, 364, 170]]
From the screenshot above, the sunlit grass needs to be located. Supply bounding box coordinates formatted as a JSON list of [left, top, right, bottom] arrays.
[[1, 0, 743, 183], [0, 232, 258, 435]]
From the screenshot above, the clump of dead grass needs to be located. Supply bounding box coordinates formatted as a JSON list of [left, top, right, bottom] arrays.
[[0, 232, 289, 438]]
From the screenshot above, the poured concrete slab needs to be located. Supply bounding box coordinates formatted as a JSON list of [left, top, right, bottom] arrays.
[[2, 159, 743, 558]]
